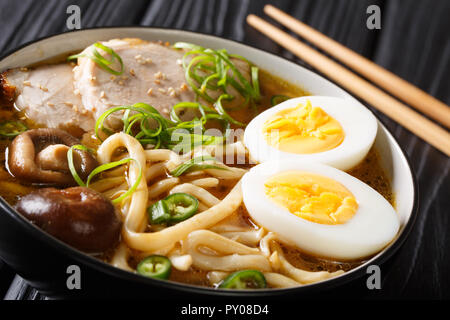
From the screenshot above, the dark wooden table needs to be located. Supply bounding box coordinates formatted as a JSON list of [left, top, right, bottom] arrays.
[[0, 0, 449, 300]]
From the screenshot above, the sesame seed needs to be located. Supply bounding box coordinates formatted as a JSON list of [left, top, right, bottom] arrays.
[[47, 102, 55, 107], [23, 81, 31, 87], [40, 85, 48, 92], [176, 59, 182, 66], [64, 102, 73, 107], [130, 69, 136, 76], [168, 87, 177, 97], [145, 58, 152, 64], [134, 54, 142, 60], [110, 75, 116, 81], [119, 81, 124, 85], [20, 67, 29, 72], [121, 75, 129, 80], [158, 88, 167, 94], [147, 88, 153, 96], [72, 105, 79, 112], [100, 91, 106, 98], [154, 79, 161, 85], [154, 71, 163, 79], [180, 83, 188, 91]]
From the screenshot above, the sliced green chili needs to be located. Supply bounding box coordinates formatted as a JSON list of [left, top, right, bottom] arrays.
[[149, 199, 171, 224], [0, 120, 27, 138], [137, 255, 172, 280], [219, 270, 267, 289], [164, 193, 199, 223], [148, 193, 198, 225]]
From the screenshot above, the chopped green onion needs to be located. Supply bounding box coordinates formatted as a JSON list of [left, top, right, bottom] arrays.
[[173, 42, 260, 109], [219, 270, 267, 289], [270, 95, 290, 106], [148, 193, 199, 225], [95, 102, 230, 152], [0, 120, 27, 138], [251, 66, 260, 100], [67, 145, 90, 186], [68, 42, 124, 75], [86, 158, 142, 205], [137, 255, 172, 280], [67, 145, 142, 205], [214, 94, 244, 126], [170, 155, 227, 177]]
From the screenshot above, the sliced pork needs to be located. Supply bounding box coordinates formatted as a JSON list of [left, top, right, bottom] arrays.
[[73, 38, 196, 128], [1, 64, 95, 135]]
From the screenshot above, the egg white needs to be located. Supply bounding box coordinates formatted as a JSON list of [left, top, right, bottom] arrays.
[[243, 96, 378, 170], [241, 160, 400, 260]]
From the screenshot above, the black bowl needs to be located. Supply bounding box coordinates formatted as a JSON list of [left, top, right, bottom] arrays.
[[0, 27, 419, 299]]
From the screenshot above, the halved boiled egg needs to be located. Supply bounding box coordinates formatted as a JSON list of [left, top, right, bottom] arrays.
[[244, 96, 378, 170], [242, 160, 399, 260]]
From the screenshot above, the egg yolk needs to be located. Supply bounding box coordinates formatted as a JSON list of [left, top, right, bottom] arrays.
[[264, 171, 358, 225], [262, 100, 344, 154]]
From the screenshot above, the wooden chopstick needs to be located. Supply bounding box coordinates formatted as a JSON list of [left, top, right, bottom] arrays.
[[247, 14, 450, 157], [264, 4, 450, 129]]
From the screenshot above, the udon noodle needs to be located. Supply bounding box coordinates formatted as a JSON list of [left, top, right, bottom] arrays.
[[88, 131, 345, 288]]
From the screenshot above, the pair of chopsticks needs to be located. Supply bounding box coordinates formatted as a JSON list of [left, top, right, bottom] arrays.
[[247, 5, 450, 157]]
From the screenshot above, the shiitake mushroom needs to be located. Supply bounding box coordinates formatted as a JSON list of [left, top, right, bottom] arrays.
[[8, 128, 98, 186], [15, 186, 122, 254]]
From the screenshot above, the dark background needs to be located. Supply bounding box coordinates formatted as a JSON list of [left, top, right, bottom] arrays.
[[0, 0, 449, 300]]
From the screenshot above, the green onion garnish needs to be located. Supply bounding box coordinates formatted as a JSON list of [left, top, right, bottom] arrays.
[[170, 155, 227, 177], [67, 145, 90, 187], [67, 145, 142, 204], [0, 120, 27, 138], [68, 42, 124, 75], [270, 95, 290, 106], [173, 42, 261, 108], [95, 102, 230, 152], [87, 158, 142, 205]]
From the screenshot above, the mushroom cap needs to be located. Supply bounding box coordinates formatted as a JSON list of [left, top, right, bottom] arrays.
[[8, 128, 98, 186], [15, 186, 122, 253]]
